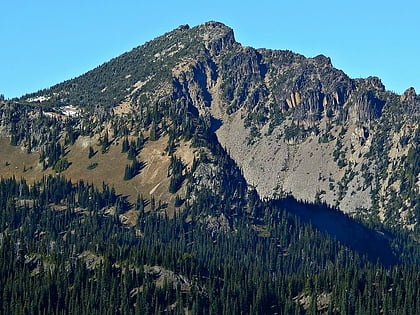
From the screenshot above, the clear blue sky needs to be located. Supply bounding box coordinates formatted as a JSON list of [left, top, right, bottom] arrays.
[[1, 0, 419, 99]]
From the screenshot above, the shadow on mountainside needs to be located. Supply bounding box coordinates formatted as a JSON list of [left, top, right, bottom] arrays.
[[274, 196, 398, 267]]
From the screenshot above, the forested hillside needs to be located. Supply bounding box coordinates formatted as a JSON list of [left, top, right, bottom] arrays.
[[1, 167, 419, 314]]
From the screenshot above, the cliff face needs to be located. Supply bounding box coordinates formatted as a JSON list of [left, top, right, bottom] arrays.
[[152, 22, 419, 228], [10, 21, 420, 228]]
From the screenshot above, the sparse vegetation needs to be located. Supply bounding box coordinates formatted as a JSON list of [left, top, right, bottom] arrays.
[[87, 162, 98, 170]]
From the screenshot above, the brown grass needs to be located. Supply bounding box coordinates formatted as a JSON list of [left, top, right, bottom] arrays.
[[0, 137, 54, 181], [0, 134, 197, 221]]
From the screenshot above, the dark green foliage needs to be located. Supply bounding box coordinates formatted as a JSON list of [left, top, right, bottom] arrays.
[[9, 134, 18, 146], [136, 132, 145, 150], [136, 194, 145, 213], [88, 146, 95, 159], [149, 121, 159, 141], [53, 157, 70, 173], [284, 121, 304, 141], [101, 132, 110, 154], [0, 148, 419, 315], [123, 158, 143, 180], [127, 144, 137, 160], [267, 103, 284, 134], [318, 122, 335, 143], [0, 175, 419, 314], [121, 137, 129, 153], [87, 162, 98, 170], [150, 195, 155, 211], [174, 195, 184, 207], [39, 141, 66, 170], [123, 138, 142, 160], [64, 126, 79, 145], [168, 156, 184, 193], [165, 135, 176, 155]]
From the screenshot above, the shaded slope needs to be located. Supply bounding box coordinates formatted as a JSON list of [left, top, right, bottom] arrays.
[[274, 196, 397, 267]]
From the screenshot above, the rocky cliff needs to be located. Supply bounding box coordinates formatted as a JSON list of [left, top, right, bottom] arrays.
[[138, 22, 418, 228]]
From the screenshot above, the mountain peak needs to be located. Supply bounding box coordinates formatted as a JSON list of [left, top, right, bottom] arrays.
[[199, 20, 232, 32], [9, 22, 418, 230], [174, 24, 190, 31], [195, 21, 236, 54]]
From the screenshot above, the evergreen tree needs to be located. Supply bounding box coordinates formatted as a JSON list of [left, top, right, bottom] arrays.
[[149, 121, 158, 141], [136, 133, 145, 151], [127, 145, 137, 160], [101, 131, 110, 153], [136, 194, 145, 213], [123, 158, 142, 180], [121, 137, 129, 153], [88, 146, 95, 159]]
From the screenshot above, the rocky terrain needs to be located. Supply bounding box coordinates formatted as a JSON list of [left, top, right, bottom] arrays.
[[133, 21, 419, 227], [1, 21, 419, 229]]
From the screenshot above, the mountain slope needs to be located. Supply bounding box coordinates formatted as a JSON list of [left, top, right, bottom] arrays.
[[0, 21, 419, 314], [2, 21, 419, 230]]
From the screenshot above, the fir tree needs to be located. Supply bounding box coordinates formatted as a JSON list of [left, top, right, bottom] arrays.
[[88, 146, 95, 159], [121, 137, 129, 153]]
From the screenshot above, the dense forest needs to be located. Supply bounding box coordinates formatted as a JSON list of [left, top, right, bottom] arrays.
[[0, 141, 419, 314]]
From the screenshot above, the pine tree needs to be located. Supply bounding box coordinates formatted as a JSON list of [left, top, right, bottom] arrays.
[[136, 133, 145, 151], [150, 196, 155, 211], [121, 137, 129, 153], [123, 158, 142, 180], [127, 146, 137, 160], [88, 146, 95, 159], [123, 164, 132, 181], [101, 131, 109, 154], [149, 121, 158, 141], [136, 194, 145, 213], [174, 195, 183, 207]]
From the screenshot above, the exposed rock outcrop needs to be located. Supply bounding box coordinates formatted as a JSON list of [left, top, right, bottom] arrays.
[[348, 90, 384, 124], [401, 87, 416, 102]]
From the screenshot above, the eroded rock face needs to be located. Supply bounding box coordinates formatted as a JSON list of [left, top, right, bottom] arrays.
[[201, 213, 232, 235], [365, 76, 385, 91], [348, 90, 384, 124], [158, 23, 420, 227], [156, 22, 418, 227], [401, 87, 417, 103], [399, 87, 420, 117]]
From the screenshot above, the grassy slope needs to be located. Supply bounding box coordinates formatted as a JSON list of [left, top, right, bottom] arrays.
[[0, 135, 197, 218]]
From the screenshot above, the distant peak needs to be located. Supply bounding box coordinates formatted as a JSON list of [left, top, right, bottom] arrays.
[[196, 21, 234, 36], [175, 24, 190, 31], [201, 21, 230, 29], [311, 54, 332, 66]]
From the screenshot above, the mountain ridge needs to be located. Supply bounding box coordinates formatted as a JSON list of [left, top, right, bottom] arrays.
[[2, 21, 419, 230]]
